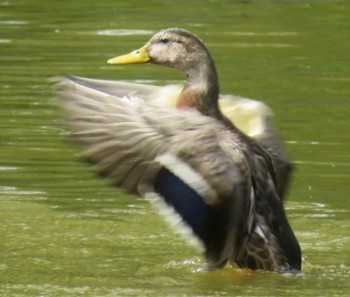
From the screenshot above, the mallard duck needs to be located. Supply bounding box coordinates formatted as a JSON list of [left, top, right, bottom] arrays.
[[53, 28, 301, 272]]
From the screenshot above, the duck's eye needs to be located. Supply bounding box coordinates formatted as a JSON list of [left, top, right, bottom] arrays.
[[159, 38, 169, 44]]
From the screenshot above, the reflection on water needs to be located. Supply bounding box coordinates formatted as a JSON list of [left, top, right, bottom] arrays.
[[1, 0, 350, 296], [96, 29, 155, 36]]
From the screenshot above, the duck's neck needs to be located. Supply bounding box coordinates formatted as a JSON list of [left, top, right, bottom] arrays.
[[176, 57, 222, 119]]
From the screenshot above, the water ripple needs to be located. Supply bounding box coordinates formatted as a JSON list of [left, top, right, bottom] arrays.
[[96, 29, 154, 36]]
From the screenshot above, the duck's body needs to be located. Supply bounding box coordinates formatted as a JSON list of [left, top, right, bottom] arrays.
[[53, 28, 301, 272]]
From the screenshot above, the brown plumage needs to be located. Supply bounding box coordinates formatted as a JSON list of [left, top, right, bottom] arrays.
[[52, 27, 301, 272]]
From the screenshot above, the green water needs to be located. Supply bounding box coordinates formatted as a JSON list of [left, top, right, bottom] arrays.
[[1, 0, 349, 296]]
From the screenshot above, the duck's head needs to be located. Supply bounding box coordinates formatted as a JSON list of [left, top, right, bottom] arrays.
[[108, 28, 215, 75], [108, 28, 220, 117]]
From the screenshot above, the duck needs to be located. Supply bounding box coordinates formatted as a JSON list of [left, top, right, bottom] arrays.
[[52, 27, 301, 272]]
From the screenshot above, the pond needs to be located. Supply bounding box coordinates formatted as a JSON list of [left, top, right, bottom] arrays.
[[0, 0, 349, 296]]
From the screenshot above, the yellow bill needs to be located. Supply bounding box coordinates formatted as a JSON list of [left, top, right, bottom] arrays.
[[107, 45, 150, 65]]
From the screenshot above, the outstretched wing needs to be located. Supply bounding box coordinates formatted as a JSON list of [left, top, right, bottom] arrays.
[[53, 76, 243, 197], [62, 76, 292, 199], [52, 76, 249, 268]]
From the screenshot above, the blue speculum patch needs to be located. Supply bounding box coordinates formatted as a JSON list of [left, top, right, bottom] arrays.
[[153, 167, 212, 240]]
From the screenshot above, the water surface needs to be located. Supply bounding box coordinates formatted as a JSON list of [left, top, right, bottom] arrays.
[[1, 1, 349, 296]]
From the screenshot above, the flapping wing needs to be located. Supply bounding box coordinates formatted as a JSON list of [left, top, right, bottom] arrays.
[[52, 76, 244, 202], [52, 76, 250, 268], [62, 76, 292, 199]]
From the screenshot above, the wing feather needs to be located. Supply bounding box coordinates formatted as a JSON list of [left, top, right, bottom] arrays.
[[52, 76, 243, 201], [59, 76, 292, 198]]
